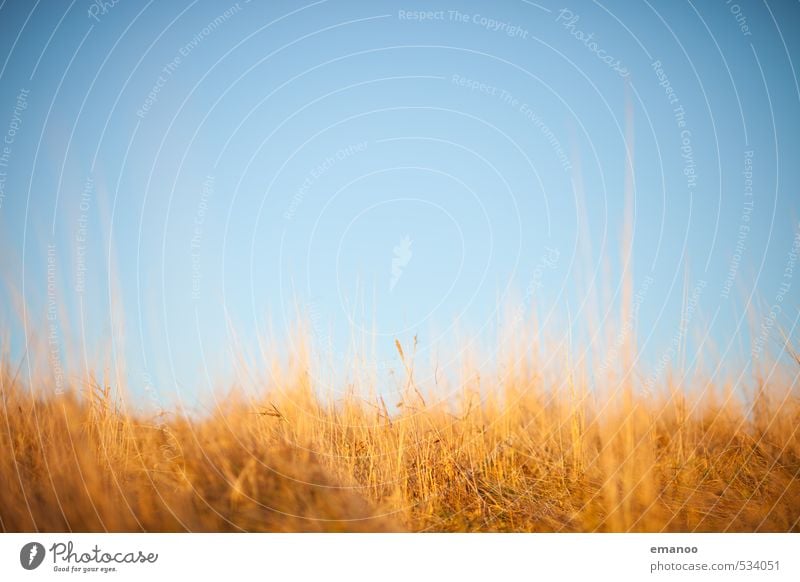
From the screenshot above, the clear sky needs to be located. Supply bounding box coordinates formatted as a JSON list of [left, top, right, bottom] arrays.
[[0, 0, 798, 409]]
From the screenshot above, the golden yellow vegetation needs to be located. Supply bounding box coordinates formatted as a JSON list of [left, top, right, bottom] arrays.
[[1, 329, 798, 532]]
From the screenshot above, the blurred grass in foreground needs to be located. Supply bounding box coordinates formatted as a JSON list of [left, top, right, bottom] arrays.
[[1, 324, 798, 533]]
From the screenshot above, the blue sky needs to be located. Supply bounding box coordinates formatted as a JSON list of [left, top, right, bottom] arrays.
[[0, 0, 798, 408]]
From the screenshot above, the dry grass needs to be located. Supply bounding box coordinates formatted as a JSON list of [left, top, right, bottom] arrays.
[[1, 330, 798, 533]]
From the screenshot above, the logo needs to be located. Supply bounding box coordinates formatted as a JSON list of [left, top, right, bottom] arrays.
[[390, 235, 413, 291], [20, 542, 46, 570]]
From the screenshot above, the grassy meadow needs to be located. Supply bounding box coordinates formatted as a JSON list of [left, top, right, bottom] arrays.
[[1, 321, 798, 533]]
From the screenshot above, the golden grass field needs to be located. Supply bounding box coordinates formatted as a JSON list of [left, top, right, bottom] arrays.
[[1, 323, 798, 533]]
